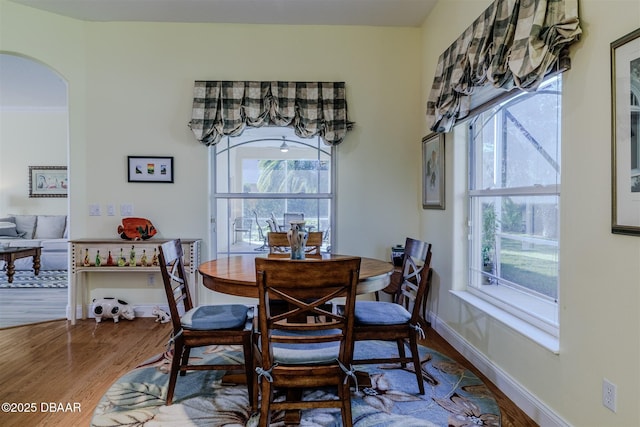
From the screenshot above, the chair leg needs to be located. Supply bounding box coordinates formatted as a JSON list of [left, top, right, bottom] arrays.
[[258, 380, 273, 427], [166, 339, 184, 405], [180, 346, 191, 376], [396, 338, 407, 368], [242, 335, 255, 411], [409, 335, 425, 394], [339, 381, 353, 427]]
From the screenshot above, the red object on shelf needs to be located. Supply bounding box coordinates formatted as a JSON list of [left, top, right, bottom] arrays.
[[117, 217, 157, 240]]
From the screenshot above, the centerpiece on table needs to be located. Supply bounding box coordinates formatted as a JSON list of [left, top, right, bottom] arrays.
[[286, 221, 308, 260]]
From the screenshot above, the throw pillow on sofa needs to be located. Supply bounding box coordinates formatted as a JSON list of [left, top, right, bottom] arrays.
[[0, 220, 21, 237], [9, 214, 37, 239], [34, 215, 67, 239]]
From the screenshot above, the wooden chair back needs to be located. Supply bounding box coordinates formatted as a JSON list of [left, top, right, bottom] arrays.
[[267, 231, 323, 254], [254, 256, 361, 427], [398, 237, 433, 322], [158, 239, 192, 332]]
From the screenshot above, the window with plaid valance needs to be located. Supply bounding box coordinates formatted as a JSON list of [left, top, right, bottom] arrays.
[[426, 0, 582, 133], [189, 81, 354, 146]]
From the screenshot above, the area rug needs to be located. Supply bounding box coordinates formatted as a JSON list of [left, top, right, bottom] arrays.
[[92, 340, 501, 426], [0, 270, 67, 288]]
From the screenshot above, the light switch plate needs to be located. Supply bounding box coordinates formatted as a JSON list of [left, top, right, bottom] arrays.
[[120, 204, 134, 216], [89, 204, 101, 216]]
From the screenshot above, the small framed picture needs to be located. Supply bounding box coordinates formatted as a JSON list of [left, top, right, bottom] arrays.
[[29, 166, 68, 198], [422, 133, 445, 210], [611, 28, 640, 235], [127, 156, 174, 183]]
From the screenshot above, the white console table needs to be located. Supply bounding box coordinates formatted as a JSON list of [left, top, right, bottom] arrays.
[[69, 238, 201, 325]]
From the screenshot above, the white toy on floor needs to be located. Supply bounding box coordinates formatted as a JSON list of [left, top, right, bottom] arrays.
[[92, 297, 135, 323], [152, 306, 171, 323]]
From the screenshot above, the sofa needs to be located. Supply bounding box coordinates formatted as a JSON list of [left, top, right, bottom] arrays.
[[0, 214, 68, 271]]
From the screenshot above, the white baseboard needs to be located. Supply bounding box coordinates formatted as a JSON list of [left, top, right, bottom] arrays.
[[428, 311, 570, 427]]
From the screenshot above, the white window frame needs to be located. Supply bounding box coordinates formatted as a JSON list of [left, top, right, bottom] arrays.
[[210, 127, 336, 258], [462, 76, 561, 350]]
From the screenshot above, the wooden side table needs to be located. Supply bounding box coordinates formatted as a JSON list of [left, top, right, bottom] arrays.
[[0, 246, 42, 283], [69, 238, 201, 325]]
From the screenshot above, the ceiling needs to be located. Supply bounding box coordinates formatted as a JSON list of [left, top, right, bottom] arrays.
[[8, 0, 438, 27]]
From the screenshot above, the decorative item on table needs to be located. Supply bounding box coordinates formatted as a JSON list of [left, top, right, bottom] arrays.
[[92, 297, 135, 323], [117, 217, 157, 240], [287, 221, 308, 260], [151, 248, 159, 266], [83, 248, 91, 267], [152, 306, 171, 323], [391, 244, 405, 267], [95, 250, 102, 267], [106, 250, 114, 266]]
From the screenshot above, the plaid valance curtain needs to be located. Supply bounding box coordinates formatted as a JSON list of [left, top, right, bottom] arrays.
[[426, 0, 582, 133], [189, 81, 354, 146]]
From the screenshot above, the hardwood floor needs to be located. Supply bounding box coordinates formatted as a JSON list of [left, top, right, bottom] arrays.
[[0, 288, 67, 328], [0, 318, 537, 426]]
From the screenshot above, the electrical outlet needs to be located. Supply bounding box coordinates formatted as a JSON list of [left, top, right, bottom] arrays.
[[120, 203, 134, 216], [89, 204, 101, 216], [603, 379, 617, 412], [106, 204, 115, 216], [147, 274, 155, 287]]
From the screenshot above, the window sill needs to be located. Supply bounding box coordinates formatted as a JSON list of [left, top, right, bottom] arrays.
[[450, 290, 560, 354]]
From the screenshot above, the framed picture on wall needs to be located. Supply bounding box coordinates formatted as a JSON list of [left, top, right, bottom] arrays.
[[422, 133, 445, 210], [611, 28, 640, 235], [127, 156, 174, 183], [29, 166, 67, 198]]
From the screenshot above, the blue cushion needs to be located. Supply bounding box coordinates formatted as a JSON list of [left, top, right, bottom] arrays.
[[181, 304, 249, 330], [354, 301, 411, 325], [271, 329, 341, 365]]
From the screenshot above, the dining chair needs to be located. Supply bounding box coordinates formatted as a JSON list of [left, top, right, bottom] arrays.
[[253, 210, 268, 251], [352, 237, 432, 395], [158, 239, 254, 407], [233, 216, 252, 243], [269, 212, 282, 232], [267, 231, 323, 255], [253, 256, 361, 427]]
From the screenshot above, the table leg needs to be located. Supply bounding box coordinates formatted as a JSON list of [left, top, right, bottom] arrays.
[[32, 248, 41, 276], [70, 271, 78, 325], [6, 257, 16, 283]]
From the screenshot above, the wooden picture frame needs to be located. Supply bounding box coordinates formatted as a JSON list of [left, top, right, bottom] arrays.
[[127, 156, 174, 183], [422, 133, 445, 210], [28, 166, 67, 198], [611, 28, 640, 235]]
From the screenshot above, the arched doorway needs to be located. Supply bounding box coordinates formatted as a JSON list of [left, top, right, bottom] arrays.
[[0, 53, 69, 327]]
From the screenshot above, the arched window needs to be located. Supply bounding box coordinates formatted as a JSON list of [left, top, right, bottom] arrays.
[[211, 127, 334, 257]]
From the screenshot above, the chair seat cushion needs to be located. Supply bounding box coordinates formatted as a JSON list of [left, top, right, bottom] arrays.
[[354, 301, 411, 325], [181, 304, 249, 330], [271, 329, 341, 365]]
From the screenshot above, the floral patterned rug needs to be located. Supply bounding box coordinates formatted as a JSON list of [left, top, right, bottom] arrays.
[[91, 340, 500, 426]]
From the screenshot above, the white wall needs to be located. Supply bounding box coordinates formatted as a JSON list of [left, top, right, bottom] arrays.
[[0, 2, 422, 303], [421, 1, 640, 426], [0, 109, 68, 215]]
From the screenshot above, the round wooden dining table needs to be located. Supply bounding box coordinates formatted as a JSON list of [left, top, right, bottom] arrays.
[[199, 253, 394, 298]]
